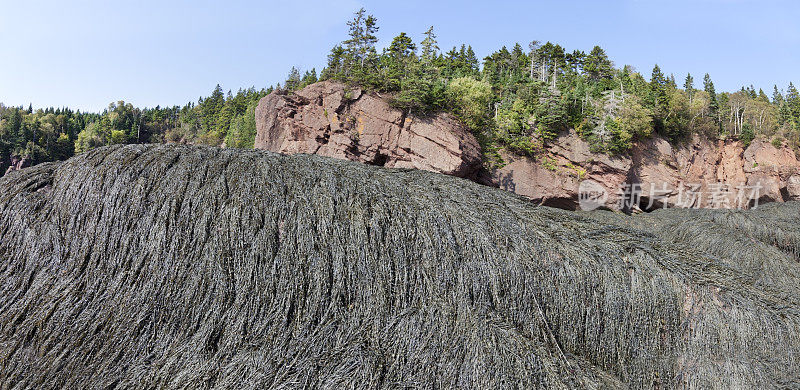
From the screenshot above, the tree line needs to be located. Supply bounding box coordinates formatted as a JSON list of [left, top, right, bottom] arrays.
[[317, 8, 800, 163], [0, 86, 269, 174]]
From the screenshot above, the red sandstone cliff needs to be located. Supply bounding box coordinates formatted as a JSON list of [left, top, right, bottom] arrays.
[[255, 82, 800, 211], [254, 81, 482, 180]]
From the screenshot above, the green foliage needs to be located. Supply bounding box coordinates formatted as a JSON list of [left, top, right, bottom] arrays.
[[391, 51, 447, 115], [541, 156, 557, 171], [583, 46, 613, 82], [740, 123, 755, 147], [1, 83, 270, 175], [9, 7, 800, 175], [503, 135, 543, 157], [446, 77, 492, 130], [224, 101, 258, 149]]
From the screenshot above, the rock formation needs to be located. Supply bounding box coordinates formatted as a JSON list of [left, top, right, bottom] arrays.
[[254, 81, 482, 179], [0, 144, 799, 388], [3, 155, 29, 176], [255, 82, 800, 211], [496, 132, 800, 210]]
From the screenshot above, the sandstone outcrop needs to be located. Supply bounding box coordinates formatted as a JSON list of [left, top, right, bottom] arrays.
[[493, 130, 631, 209], [254, 81, 482, 179], [3, 155, 29, 176], [255, 82, 800, 211], [496, 133, 800, 211]]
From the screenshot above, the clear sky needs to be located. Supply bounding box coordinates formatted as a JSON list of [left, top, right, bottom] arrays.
[[1, 0, 798, 112]]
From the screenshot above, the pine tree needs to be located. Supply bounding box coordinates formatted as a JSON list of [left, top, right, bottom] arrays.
[[384, 32, 417, 91], [667, 74, 677, 91], [464, 46, 479, 75], [392, 27, 445, 116], [339, 8, 380, 85], [301, 68, 318, 88], [285, 67, 301, 91], [650, 65, 668, 107], [758, 88, 769, 103], [344, 8, 379, 66], [773, 85, 784, 105], [787, 82, 800, 120], [321, 45, 346, 81]]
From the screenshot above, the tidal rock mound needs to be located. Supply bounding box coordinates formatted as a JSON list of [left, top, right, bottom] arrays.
[[254, 81, 483, 179], [0, 144, 799, 388]]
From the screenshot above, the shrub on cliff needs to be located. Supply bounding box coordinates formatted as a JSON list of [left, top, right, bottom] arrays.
[[445, 77, 492, 131]]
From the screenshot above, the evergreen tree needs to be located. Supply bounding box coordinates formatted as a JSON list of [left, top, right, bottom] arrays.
[[684, 73, 695, 102], [321, 45, 346, 81], [650, 65, 668, 108], [383, 32, 416, 90], [301, 68, 318, 88], [583, 46, 613, 82], [787, 82, 800, 119], [703, 73, 719, 119], [285, 67, 302, 91], [420, 26, 439, 63], [773, 85, 784, 105], [344, 8, 379, 68]]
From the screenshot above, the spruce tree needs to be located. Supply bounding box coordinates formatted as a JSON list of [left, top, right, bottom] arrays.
[[650, 65, 668, 108], [384, 32, 416, 91], [684, 73, 694, 103], [583, 46, 613, 82], [787, 82, 800, 120], [773, 85, 784, 105], [420, 26, 439, 63], [703, 73, 719, 118]]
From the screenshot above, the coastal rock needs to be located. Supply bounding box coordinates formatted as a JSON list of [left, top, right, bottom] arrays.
[[254, 81, 482, 179], [1, 144, 799, 388], [3, 155, 29, 176], [255, 82, 800, 211]]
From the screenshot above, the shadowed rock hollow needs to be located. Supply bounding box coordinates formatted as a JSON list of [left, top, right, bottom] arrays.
[[0, 144, 798, 389]]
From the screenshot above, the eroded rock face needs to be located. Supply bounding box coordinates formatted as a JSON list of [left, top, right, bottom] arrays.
[[496, 133, 800, 211], [255, 82, 800, 211], [254, 81, 482, 179], [3, 155, 29, 176], [630, 136, 800, 210], [493, 130, 631, 209]]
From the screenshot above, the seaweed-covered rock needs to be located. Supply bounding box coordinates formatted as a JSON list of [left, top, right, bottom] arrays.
[[0, 144, 798, 388]]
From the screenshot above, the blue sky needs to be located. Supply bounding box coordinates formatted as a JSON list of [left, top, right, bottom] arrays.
[[1, 0, 797, 112]]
